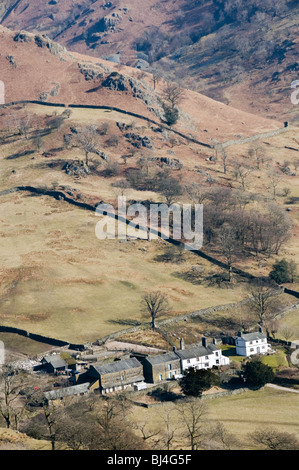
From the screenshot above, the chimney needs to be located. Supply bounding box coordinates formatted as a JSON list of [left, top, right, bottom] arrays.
[[180, 338, 185, 350], [202, 337, 207, 348], [173, 346, 177, 352]]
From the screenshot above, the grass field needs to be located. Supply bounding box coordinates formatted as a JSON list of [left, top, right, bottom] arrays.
[[129, 387, 299, 450], [0, 192, 252, 343], [0, 104, 298, 346]]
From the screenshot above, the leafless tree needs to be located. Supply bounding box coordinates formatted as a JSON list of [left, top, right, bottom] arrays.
[[76, 125, 99, 166], [176, 398, 209, 450], [184, 183, 210, 205], [152, 70, 162, 90], [220, 147, 229, 174], [0, 365, 31, 430], [248, 144, 266, 169], [233, 163, 251, 191], [250, 427, 299, 450], [247, 281, 277, 327], [141, 290, 169, 329], [208, 422, 242, 450], [279, 326, 294, 342], [162, 82, 185, 109], [217, 223, 240, 282], [267, 169, 281, 200], [160, 406, 178, 450]]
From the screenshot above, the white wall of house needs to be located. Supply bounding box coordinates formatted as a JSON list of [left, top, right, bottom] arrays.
[[181, 350, 229, 371], [236, 337, 270, 357]]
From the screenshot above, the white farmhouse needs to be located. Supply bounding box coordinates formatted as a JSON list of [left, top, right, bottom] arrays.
[[175, 337, 230, 371], [235, 331, 271, 357]]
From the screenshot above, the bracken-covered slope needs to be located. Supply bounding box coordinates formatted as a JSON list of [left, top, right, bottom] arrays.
[[1, 1, 299, 120], [0, 25, 282, 144]]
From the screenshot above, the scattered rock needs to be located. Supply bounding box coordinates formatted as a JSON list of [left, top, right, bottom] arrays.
[[64, 160, 90, 177], [6, 55, 16, 67], [124, 132, 153, 149], [13, 31, 32, 43], [78, 63, 103, 81]]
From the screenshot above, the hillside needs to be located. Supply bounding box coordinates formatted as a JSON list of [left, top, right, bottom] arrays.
[[0, 26, 298, 346], [1, 1, 299, 120], [0, 24, 283, 144]]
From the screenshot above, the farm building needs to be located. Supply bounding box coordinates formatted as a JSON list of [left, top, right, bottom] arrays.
[[235, 331, 271, 357], [38, 353, 77, 375], [143, 351, 182, 383], [174, 337, 230, 372], [44, 382, 90, 404], [82, 357, 145, 394], [143, 337, 230, 383]]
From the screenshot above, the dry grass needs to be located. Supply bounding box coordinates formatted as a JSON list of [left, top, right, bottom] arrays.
[[0, 106, 298, 346], [129, 387, 299, 450]]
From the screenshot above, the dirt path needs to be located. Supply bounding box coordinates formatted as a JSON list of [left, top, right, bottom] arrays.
[[266, 383, 299, 394], [105, 340, 165, 354]]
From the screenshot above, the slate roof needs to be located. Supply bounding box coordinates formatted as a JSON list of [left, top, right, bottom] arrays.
[[42, 355, 68, 369], [92, 357, 142, 375], [44, 383, 90, 400], [239, 332, 266, 342], [145, 352, 180, 366], [175, 344, 219, 361]]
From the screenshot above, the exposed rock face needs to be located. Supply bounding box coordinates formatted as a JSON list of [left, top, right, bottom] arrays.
[[87, 12, 122, 44], [124, 132, 153, 149], [64, 160, 90, 177], [14, 30, 68, 58], [157, 156, 183, 169], [102, 73, 127, 91], [94, 13, 122, 32], [78, 63, 104, 81], [13, 31, 32, 43]]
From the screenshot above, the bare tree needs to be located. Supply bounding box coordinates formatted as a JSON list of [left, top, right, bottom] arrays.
[[233, 163, 251, 191], [141, 290, 169, 329], [0, 365, 30, 430], [248, 144, 266, 169], [162, 82, 185, 109], [208, 422, 242, 450], [279, 326, 294, 342], [160, 406, 178, 450], [184, 183, 210, 205], [267, 169, 281, 200], [176, 398, 209, 450], [152, 70, 162, 90], [220, 147, 229, 174], [76, 125, 99, 166], [217, 223, 239, 282], [247, 281, 277, 327], [250, 427, 299, 450]]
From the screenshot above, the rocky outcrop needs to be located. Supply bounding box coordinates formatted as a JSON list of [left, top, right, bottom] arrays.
[[14, 30, 68, 59], [124, 132, 153, 149], [63, 160, 90, 177], [102, 72, 128, 91], [78, 63, 104, 81]]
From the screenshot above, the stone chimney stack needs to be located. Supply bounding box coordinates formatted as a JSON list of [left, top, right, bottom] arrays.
[[180, 338, 185, 350], [202, 336, 207, 348]]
